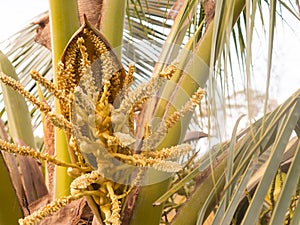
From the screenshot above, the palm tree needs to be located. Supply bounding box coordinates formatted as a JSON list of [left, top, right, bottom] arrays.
[[0, 0, 299, 225]]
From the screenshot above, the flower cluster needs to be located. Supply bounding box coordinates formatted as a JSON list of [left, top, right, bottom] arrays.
[[0, 17, 205, 225]]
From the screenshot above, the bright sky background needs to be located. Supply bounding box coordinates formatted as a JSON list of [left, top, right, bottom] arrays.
[[0, 0, 48, 41]]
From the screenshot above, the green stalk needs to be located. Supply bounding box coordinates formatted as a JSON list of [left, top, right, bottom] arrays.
[[0, 52, 36, 148], [48, 0, 80, 197], [129, 0, 246, 224], [100, 0, 126, 58], [0, 55, 23, 224]]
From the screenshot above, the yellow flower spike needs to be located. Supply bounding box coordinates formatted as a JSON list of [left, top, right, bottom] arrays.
[[30, 69, 66, 102], [141, 143, 192, 160], [165, 87, 205, 128], [76, 37, 91, 71], [69, 136, 87, 167], [19, 195, 83, 225], [19, 189, 104, 225], [101, 53, 117, 86], [111, 152, 183, 173], [159, 64, 177, 79], [0, 71, 78, 143], [145, 86, 205, 150], [111, 74, 169, 137], [128, 108, 136, 134], [47, 112, 74, 133], [127, 96, 150, 133], [152, 160, 183, 173], [123, 64, 135, 89], [0, 72, 51, 114], [83, 27, 107, 55], [112, 66, 178, 121], [115, 75, 165, 116], [111, 153, 142, 166], [70, 170, 103, 195], [0, 139, 83, 170], [105, 182, 121, 225], [99, 83, 110, 103]]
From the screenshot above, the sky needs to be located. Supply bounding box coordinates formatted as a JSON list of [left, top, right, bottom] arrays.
[[251, 9, 300, 104], [0, 0, 48, 41]]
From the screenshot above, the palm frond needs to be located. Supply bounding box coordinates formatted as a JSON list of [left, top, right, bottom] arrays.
[[0, 15, 52, 131], [169, 89, 300, 225]]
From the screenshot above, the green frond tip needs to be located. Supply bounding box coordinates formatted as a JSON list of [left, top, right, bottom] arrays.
[[0, 51, 36, 148]]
